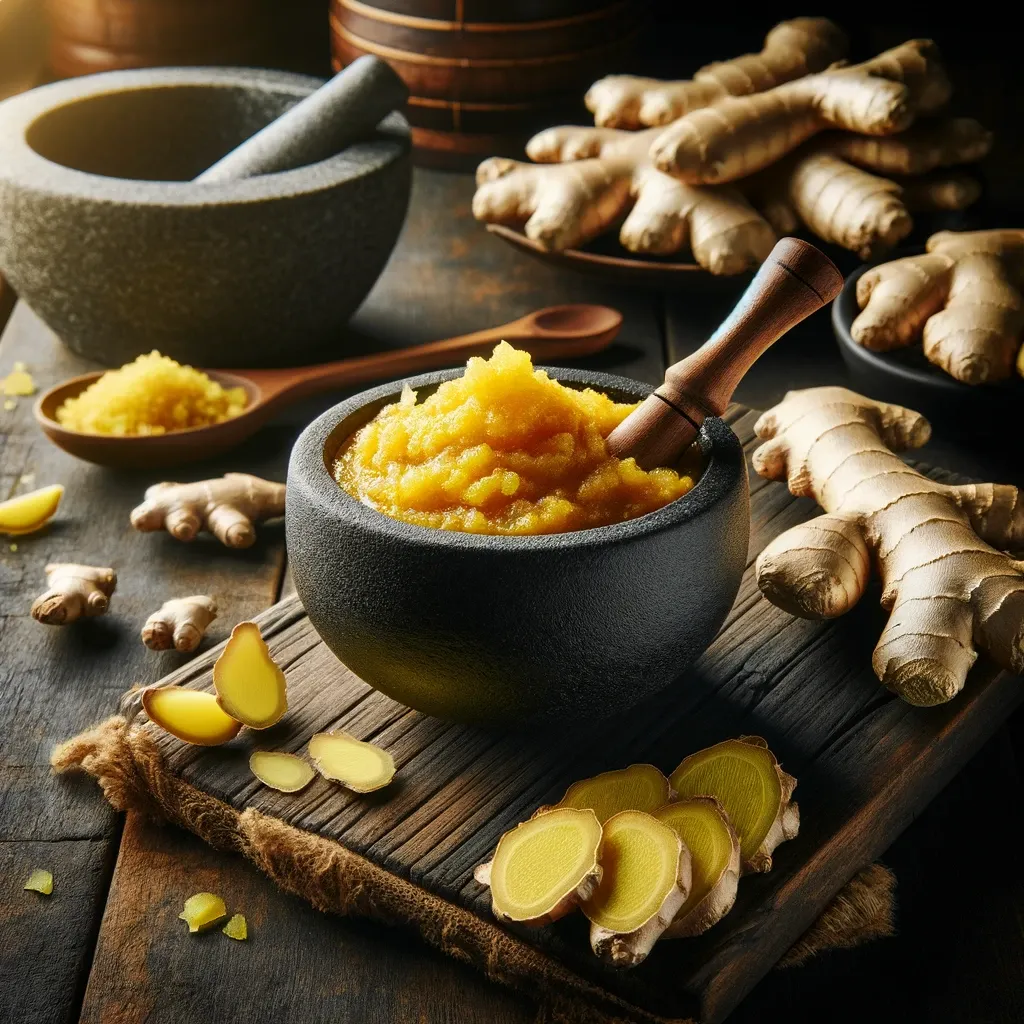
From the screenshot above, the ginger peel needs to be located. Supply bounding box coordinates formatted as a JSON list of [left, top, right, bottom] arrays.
[[130, 473, 285, 549], [753, 387, 1024, 704], [142, 686, 242, 746], [213, 622, 287, 729], [308, 732, 395, 793], [32, 564, 116, 625], [249, 750, 315, 793], [0, 484, 63, 536], [142, 595, 217, 652]]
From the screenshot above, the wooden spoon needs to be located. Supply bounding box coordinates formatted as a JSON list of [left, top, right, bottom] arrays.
[[34, 304, 623, 469]]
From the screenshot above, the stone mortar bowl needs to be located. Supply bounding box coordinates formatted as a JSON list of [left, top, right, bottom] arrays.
[[286, 367, 750, 728], [0, 67, 411, 367]]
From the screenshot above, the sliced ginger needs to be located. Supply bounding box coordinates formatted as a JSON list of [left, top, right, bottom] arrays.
[[31, 564, 116, 625], [213, 622, 287, 729], [24, 868, 53, 895], [0, 484, 63, 536], [249, 750, 315, 793], [142, 686, 242, 746], [478, 807, 603, 926], [554, 763, 672, 824], [222, 913, 247, 940], [654, 798, 741, 937], [142, 595, 217, 652], [2, 363, 35, 396], [308, 732, 395, 793], [581, 810, 691, 967], [670, 737, 798, 874], [179, 892, 228, 933]]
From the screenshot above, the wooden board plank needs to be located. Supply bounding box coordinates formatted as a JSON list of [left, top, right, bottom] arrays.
[[127, 410, 1024, 1024]]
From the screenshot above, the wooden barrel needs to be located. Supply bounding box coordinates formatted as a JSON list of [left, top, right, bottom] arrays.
[[329, 0, 645, 167]]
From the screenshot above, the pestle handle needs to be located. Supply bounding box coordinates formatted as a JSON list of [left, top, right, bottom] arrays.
[[196, 56, 408, 183], [606, 238, 843, 470]]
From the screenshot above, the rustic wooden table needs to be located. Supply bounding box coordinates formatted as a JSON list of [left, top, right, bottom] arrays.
[[1, 170, 1022, 1024]]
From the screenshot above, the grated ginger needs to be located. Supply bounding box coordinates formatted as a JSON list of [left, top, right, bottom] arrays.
[[55, 351, 246, 436]]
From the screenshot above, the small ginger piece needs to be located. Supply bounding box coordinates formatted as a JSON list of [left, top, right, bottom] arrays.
[[213, 622, 287, 729], [31, 564, 116, 625], [752, 387, 1024, 704], [581, 810, 691, 967], [477, 807, 603, 926], [179, 892, 228, 933], [24, 869, 53, 895], [554, 763, 672, 823], [670, 737, 798, 874], [654, 798, 741, 937], [852, 229, 1024, 383], [142, 686, 243, 746], [142, 595, 218, 652], [130, 473, 285, 549], [0, 484, 63, 536], [308, 732, 395, 793], [586, 18, 847, 128], [249, 750, 315, 793], [222, 914, 247, 940], [2, 363, 35, 396]]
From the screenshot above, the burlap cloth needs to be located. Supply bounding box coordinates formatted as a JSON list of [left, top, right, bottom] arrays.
[[54, 716, 897, 1024]]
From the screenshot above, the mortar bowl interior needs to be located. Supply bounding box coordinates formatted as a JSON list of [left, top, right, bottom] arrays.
[[286, 367, 750, 728]]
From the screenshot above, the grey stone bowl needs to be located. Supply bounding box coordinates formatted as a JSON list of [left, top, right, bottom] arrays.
[[286, 367, 750, 728], [0, 67, 411, 367]]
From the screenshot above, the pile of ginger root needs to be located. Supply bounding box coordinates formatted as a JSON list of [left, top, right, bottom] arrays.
[[473, 18, 993, 274]]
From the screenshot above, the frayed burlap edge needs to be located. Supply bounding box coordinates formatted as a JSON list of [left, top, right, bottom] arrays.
[[53, 717, 896, 1024]]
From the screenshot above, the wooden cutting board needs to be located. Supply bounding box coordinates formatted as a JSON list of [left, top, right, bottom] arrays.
[[134, 405, 1023, 1024]]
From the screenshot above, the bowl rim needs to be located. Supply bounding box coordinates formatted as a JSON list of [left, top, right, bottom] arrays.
[[0, 66, 410, 206], [286, 365, 747, 553], [833, 249, 1024, 397]]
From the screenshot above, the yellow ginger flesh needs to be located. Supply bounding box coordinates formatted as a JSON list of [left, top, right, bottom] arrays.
[[2, 363, 35, 396], [24, 869, 53, 895], [179, 892, 228, 933], [249, 751, 315, 793], [0, 485, 63, 536], [308, 732, 396, 793], [213, 622, 288, 729], [555, 764, 672, 824], [55, 350, 246, 436], [142, 687, 242, 746], [222, 914, 248, 940]]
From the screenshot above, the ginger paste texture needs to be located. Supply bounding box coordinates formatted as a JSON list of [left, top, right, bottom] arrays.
[[56, 351, 246, 436], [333, 342, 698, 535]]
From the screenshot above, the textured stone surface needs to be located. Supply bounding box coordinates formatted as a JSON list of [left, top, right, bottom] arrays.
[[0, 67, 411, 367]]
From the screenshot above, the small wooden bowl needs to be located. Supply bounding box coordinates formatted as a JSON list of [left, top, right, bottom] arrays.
[[833, 256, 1024, 438]]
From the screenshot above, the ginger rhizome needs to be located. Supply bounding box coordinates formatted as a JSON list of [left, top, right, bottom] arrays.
[[249, 751, 315, 793], [142, 595, 218, 653], [554, 764, 673, 824], [582, 810, 691, 967], [753, 388, 1024, 704], [0, 484, 63, 536], [31, 564, 116, 625], [670, 737, 799, 874], [478, 807, 603, 926], [654, 798, 741, 938], [24, 869, 53, 895], [142, 686, 242, 746], [586, 18, 847, 128], [213, 622, 288, 729], [130, 473, 285, 549], [179, 892, 228, 933], [852, 229, 1024, 383], [222, 914, 248, 940], [308, 732, 396, 793]]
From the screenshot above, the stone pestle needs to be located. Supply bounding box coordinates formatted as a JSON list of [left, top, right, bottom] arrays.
[[196, 55, 408, 183]]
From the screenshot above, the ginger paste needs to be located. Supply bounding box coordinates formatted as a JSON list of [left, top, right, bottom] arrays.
[[333, 342, 698, 535], [55, 351, 246, 436]]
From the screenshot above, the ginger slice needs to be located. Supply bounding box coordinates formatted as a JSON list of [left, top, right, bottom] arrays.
[[0, 484, 63, 536], [222, 914, 248, 940], [31, 564, 116, 625], [654, 798, 741, 937], [582, 810, 690, 967], [24, 869, 53, 895], [479, 807, 603, 926], [213, 622, 287, 729], [249, 750, 315, 793], [554, 763, 673, 824], [670, 737, 799, 874], [142, 686, 242, 746], [179, 892, 228, 933], [142, 595, 218, 652], [308, 732, 395, 793], [2, 364, 35, 396]]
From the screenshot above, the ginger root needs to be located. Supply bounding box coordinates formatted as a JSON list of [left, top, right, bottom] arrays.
[[0, 484, 63, 537], [581, 810, 691, 967], [31, 564, 116, 625], [586, 18, 847, 128], [222, 914, 247, 940], [478, 807, 603, 926], [130, 473, 285, 549], [670, 737, 798, 874], [554, 763, 673, 824], [213, 622, 287, 729], [179, 892, 227, 933], [142, 595, 217, 653], [24, 869, 53, 895], [753, 387, 1024, 704], [308, 731, 395, 793], [142, 686, 243, 746], [852, 229, 1024, 383], [249, 750, 315, 793]]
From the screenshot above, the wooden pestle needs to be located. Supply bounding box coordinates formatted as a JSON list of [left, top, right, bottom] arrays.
[[197, 55, 408, 183], [606, 237, 843, 469]]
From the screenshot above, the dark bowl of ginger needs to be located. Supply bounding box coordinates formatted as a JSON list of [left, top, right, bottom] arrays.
[[286, 344, 749, 728]]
